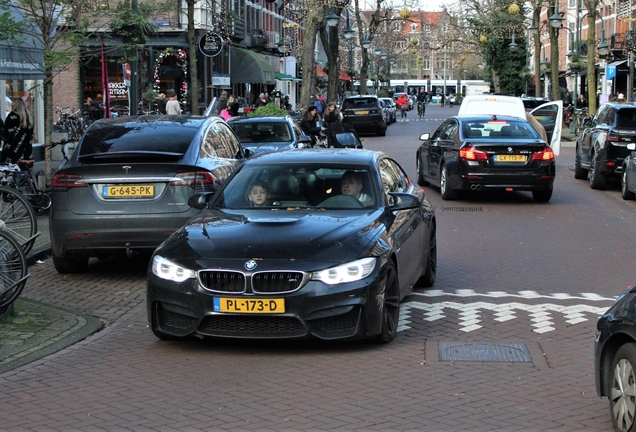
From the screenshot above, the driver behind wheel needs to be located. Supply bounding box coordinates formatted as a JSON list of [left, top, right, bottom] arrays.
[[341, 171, 373, 206]]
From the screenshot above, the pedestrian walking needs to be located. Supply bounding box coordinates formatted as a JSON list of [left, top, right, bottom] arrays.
[[165, 89, 181, 115], [397, 93, 409, 119], [1, 98, 34, 164]]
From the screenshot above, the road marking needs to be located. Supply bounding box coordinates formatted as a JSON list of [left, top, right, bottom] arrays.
[[398, 290, 615, 333]]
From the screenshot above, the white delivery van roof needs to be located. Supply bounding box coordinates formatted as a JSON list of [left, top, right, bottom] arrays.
[[457, 95, 527, 119]]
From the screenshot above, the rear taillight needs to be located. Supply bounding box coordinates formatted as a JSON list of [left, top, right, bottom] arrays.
[[51, 173, 87, 189], [607, 131, 620, 142], [531, 148, 555, 161], [171, 171, 218, 186], [460, 146, 488, 161]]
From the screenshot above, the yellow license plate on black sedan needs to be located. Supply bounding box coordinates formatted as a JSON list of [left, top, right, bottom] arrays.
[[213, 297, 285, 314], [494, 155, 526, 163], [102, 185, 154, 198], [356, 110, 369, 115]]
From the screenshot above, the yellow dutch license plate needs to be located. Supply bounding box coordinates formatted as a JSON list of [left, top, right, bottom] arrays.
[[213, 297, 285, 314], [534, 115, 543, 121], [357, 110, 369, 115], [495, 155, 526, 163], [103, 185, 155, 198]]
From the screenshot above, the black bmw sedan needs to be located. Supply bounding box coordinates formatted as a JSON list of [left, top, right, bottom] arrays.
[[416, 115, 556, 202], [147, 149, 436, 343]]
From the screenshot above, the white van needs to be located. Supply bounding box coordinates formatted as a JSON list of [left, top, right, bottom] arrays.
[[458, 94, 563, 155]]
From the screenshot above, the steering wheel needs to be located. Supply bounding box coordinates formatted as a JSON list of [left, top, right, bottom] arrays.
[[317, 194, 364, 208]]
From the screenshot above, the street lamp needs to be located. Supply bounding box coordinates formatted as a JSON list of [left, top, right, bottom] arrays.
[[508, 29, 518, 51], [325, 7, 340, 27]]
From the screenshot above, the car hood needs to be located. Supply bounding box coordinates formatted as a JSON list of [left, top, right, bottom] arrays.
[[158, 208, 385, 266]]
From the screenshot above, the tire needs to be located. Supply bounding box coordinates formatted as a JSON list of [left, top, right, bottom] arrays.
[[608, 343, 636, 432], [623, 170, 636, 200], [574, 148, 587, 180], [376, 262, 400, 343], [440, 164, 459, 200], [532, 188, 553, 202], [377, 126, 386, 137], [416, 154, 429, 186], [52, 253, 89, 274], [0, 186, 37, 255], [589, 153, 608, 190], [0, 231, 28, 309], [417, 226, 437, 288]]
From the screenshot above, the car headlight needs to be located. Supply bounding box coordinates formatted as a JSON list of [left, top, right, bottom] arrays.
[[311, 257, 377, 285], [151, 255, 196, 282]]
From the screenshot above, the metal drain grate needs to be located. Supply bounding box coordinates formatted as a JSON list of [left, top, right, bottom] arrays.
[[439, 342, 532, 362]]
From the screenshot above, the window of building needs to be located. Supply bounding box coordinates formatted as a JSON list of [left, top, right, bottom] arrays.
[[424, 24, 430, 31], [411, 24, 418, 31]]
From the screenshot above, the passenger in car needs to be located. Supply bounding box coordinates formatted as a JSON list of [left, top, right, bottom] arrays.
[[341, 171, 373, 206], [247, 181, 270, 207]]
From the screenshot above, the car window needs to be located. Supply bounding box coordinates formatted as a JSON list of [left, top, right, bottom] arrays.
[[201, 122, 241, 160], [594, 105, 607, 124], [443, 120, 459, 140], [342, 98, 378, 110], [616, 109, 636, 128], [463, 119, 540, 139], [531, 104, 559, 126], [214, 163, 377, 209]]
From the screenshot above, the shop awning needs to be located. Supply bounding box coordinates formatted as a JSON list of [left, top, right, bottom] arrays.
[[0, 5, 45, 80], [274, 72, 300, 81], [339, 74, 352, 81], [230, 47, 275, 85]]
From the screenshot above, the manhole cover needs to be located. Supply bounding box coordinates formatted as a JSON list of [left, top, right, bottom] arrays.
[[439, 342, 532, 362]]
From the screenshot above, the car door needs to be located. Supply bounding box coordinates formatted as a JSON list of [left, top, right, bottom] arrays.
[[578, 105, 607, 167], [530, 101, 563, 155], [419, 122, 446, 182], [427, 119, 458, 183], [378, 158, 425, 293]]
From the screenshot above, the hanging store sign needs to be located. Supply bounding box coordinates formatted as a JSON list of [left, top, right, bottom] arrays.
[[199, 32, 224, 58]]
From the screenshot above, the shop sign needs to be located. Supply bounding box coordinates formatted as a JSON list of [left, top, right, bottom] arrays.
[[199, 32, 224, 58], [109, 81, 128, 97], [212, 75, 230, 86]]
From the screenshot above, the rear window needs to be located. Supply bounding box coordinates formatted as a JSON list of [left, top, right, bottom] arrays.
[[80, 121, 200, 157], [616, 109, 636, 128], [343, 98, 378, 110], [521, 99, 549, 110], [229, 122, 292, 143], [462, 119, 541, 139]]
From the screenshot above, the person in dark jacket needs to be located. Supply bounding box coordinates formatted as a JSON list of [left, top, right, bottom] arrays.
[[227, 95, 239, 117], [299, 105, 326, 147], [1, 98, 34, 165]]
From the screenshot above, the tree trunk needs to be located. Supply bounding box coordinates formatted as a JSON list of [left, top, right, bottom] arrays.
[[583, 0, 599, 115], [321, 22, 340, 104], [533, 8, 542, 98], [187, 0, 198, 114], [44, 68, 53, 187], [549, 5, 560, 101], [299, 3, 321, 111]]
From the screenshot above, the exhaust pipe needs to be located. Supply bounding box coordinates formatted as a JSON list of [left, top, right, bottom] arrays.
[[470, 184, 482, 190]]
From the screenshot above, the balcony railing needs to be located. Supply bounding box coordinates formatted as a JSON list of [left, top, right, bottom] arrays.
[[611, 32, 625, 51]]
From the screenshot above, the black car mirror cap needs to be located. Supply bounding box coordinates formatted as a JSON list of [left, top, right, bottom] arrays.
[[584, 118, 594, 127], [243, 148, 253, 158], [387, 192, 421, 211], [188, 192, 215, 209], [419, 133, 430, 141], [298, 135, 312, 144]]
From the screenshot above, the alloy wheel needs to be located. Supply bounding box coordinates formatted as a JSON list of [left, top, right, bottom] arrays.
[[611, 357, 636, 432]]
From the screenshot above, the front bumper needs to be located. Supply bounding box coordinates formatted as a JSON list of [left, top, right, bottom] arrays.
[[147, 263, 388, 341]]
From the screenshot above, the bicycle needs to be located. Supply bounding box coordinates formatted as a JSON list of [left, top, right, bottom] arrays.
[[417, 101, 426, 118], [0, 185, 38, 255], [0, 161, 51, 214], [0, 229, 30, 309], [55, 107, 85, 141], [573, 107, 589, 136]]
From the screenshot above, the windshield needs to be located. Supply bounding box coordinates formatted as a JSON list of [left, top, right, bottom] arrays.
[[214, 163, 377, 210], [462, 119, 541, 139], [228, 122, 292, 143]]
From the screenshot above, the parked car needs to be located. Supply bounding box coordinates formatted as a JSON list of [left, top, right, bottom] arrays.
[[147, 149, 436, 343], [416, 115, 558, 202], [379, 99, 395, 124], [595, 283, 636, 432], [574, 102, 636, 189], [621, 143, 636, 199], [341, 95, 387, 136], [226, 115, 312, 154], [50, 115, 247, 274], [380, 97, 397, 124]]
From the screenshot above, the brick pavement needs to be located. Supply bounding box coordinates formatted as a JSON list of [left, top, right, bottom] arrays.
[[0, 134, 621, 431]]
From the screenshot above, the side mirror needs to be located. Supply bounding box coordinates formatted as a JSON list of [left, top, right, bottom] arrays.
[[243, 148, 252, 158], [188, 192, 215, 209], [387, 192, 421, 211], [419, 133, 430, 141], [583, 117, 593, 127]]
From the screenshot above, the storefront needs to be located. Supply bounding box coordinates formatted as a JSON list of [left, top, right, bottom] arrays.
[[0, 5, 46, 144]]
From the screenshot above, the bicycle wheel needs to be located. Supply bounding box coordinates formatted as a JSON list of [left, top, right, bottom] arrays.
[[0, 230, 29, 309], [0, 186, 38, 254]]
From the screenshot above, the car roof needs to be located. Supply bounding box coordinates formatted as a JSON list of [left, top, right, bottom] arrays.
[[344, 95, 378, 100], [90, 114, 210, 129], [602, 102, 636, 109], [227, 116, 292, 123], [244, 148, 384, 166], [458, 94, 527, 119]]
